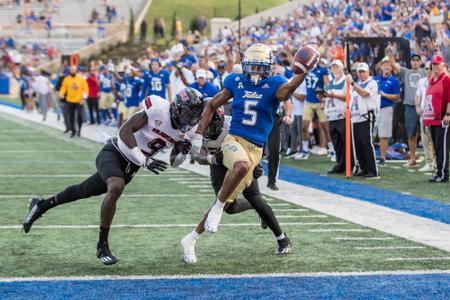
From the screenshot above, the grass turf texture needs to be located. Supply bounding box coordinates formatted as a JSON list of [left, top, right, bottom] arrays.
[[282, 155, 450, 205], [145, 0, 288, 36], [1, 113, 450, 278]]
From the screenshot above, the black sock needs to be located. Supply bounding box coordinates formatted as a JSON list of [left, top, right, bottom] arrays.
[[38, 196, 58, 213], [98, 227, 110, 245]]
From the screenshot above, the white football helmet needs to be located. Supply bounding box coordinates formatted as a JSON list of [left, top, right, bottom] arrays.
[[241, 43, 273, 85]]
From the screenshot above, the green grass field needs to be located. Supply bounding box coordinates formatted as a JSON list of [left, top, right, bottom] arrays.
[[1, 112, 450, 278], [145, 0, 288, 36], [282, 154, 450, 204]]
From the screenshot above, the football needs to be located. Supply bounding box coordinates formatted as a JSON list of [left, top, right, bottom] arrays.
[[292, 45, 321, 74]]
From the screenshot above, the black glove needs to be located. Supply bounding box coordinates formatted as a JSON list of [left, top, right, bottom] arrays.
[[253, 163, 264, 179], [180, 140, 192, 155], [144, 157, 168, 175], [207, 149, 223, 165]]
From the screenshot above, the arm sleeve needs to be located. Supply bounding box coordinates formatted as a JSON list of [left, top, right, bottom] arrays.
[[140, 75, 148, 99], [367, 80, 379, 96], [392, 77, 401, 94], [222, 74, 236, 97]]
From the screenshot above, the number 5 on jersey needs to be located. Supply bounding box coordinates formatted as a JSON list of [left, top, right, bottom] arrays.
[[242, 100, 258, 126]]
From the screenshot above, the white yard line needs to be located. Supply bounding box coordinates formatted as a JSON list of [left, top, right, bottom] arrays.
[[0, 150, 94, 153], [277, 215, 328, 218], [0, 222, 348, 230], [273, 209, 309, 212], [2, 270, 450, 282], [333, 237, 395, 241], [355, 246, 425, 250], [269, 203, 292, 207], [0, 194, 212, 199], [309, 229, 372, 232], [386, 257, 450, 261], [187, 185, 212, 188]]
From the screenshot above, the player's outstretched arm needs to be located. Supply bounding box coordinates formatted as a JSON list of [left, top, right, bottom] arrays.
[[118, 111, 148, 150], [275, 73, 307, 102], [196, 89, 232, 135]]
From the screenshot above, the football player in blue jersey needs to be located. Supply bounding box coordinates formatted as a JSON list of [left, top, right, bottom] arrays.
[[98, 65, 116, 124], [123, 67, 144, 122], [195, 43, 318, 238], [141, 58, 172, 101]]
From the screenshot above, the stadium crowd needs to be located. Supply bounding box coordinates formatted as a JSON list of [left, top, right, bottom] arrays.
[[2, 0, 450, 185]]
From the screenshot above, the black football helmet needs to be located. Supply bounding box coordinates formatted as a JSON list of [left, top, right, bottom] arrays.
[[170, 87, 205, 133], [204, 106, 225, 140]]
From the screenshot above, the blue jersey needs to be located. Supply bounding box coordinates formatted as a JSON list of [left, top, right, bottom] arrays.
[[375, 74, 400, 108], [189, 82, 219, 99], [99, 73, 113, 93], [305, 66, 328, 103], [224, 73, 287, 147], [142, 69, 170, 98], [114, 79, 125, 102], [124, 76, 143, 107]]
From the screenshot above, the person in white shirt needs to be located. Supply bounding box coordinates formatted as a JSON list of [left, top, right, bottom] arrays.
[[324, 60, 351, 173], [32, 70, 52, 121], [347, 62, 379, 179], [415, 62, 435, 172], [289, 81, 305, 158], [169, 61, 195, 101]]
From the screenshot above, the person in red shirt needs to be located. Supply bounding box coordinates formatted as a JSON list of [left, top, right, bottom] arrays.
[[86, 66, 101, 125], [423, 55, 450, 182]]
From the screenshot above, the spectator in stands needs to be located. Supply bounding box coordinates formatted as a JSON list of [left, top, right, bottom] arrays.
[[423, 55, 450, 183], [415, 15, 432, 46], [140, 20, 147, 42], [45, 16, 52, 38], [60, 65, 88, 137], [375, 57, 401, 166], [289, 82, 305, 159], [386, 46, 427, 168], [90, 8, 99, 24], [98, 65, 115, 124], [416, 62, 435, 172], [86, 66, 101, 125], [324, 60, 349, 174], [348, 62, 379, 178]]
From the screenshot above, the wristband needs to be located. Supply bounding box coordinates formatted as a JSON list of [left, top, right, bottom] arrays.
[[131, 147, 147, 166], [206, 154, 214, 165]]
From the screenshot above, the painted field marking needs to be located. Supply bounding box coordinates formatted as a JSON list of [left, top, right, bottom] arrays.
[[199, 189, 214, 193], [355, 246, 425, 250], [187, 185, 212, 188], [390, 166, 401, 169], [0, 222, 348, 230], [277, 215, 328, 218], [0, 194, 213, 199], [273, 209, 309, 212], [0, 174, 199, 178], [386, 257, 450, 261], [0, 150, 94, 153], [309, 229, 372, 232], [333, 237, 395, 241], [269, 203, 292, 207], [0, 160, 92, 164]]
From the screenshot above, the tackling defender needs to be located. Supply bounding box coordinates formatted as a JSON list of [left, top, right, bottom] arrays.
[[196, 43, 319, 234], [22, 87, 204, 265], [171, 108, 291, 263]]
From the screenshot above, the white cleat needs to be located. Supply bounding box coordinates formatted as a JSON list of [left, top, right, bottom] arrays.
[[204, 205, 224, 233], [181, 235, 197, 264]]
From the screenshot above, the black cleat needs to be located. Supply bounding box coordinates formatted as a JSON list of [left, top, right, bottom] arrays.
[[275, 234, 292, 255], [23, 197, 43, 233], [267, 183, 279, 191], [97, 242, 119, 265], [429, 176, 449, 183]]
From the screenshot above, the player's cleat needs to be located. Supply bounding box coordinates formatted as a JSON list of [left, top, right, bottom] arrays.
[[294, 150, 309, 160], [275, 235, 292, 255], [204, 204, 224, 233], [181, 234, 197, 264], [23, 197, 43, 233], [267, 183, 279, 191], [96, 242, 119, 265]]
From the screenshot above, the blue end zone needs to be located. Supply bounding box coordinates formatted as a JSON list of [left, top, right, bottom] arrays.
[[1, 274, 450, 299], [266, 163, 450, 225]]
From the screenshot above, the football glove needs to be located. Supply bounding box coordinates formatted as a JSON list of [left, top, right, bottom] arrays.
[[253, 163, 264, 179], [206, 149, 223, 165], [144, 157, 168, 175], [180, 140, 192, 155]]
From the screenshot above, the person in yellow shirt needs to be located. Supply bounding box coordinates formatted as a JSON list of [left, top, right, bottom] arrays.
[[60, 66, 89, 137]]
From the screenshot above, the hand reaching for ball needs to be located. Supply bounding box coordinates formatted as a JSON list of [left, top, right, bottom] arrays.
[[292, 45, 321, 74]]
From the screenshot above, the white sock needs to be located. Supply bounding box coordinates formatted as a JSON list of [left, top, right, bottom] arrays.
[[276, 233, 286, 240], [302, 141, 309, 152], [190, 229, 200, 240], [328, 142, 334, 151], [214, 198, 225, 209]]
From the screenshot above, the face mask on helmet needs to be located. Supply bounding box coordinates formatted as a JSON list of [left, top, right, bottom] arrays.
[[242, 61, 271, 85], [170, 88, 204, 133], [204, 110, 224, 140]]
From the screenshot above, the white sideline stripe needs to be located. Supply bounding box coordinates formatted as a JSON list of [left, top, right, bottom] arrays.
[[0, 194, 212, 198], [386, 257, 450, 261], [0, 174, 195, 178], [333, 237, 394, 241], [355, 246, 425, 250], [277, 215, 328, 218], [268, 203, 291, 207], [187, 185, 212, 188], [309, 229, 372, 232], [0, 222, 348, 229], [2, 270, 450, 282], [4, 104, 450, 252], [199, 190, 214, 193], [273, 209, 309, 212]]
